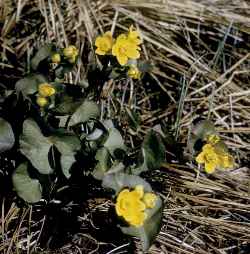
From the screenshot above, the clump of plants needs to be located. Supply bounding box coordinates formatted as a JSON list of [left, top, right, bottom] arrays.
[[0, 26, 165, 252], [0, 26, 235, 252]]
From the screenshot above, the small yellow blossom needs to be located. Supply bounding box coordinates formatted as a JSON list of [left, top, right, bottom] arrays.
[[143, 193, 157, 209], [112, 34, 140, 66], [36, 97, 48, 107], [128, 65, 141, 79], [95, 31, 113, 55], [63, 45, 78, 63], [115, 185, 146, 227], [128, 25, 142, 45], [51, 53, 61, 64], [206, 134, 220, 145], [196, 144, 234, 173], [38, 83, 56, 97]]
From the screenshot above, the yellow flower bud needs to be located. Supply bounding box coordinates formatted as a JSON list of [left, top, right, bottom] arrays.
[[143, 193, 157, 208], [38, 83, 56, 97], [36, 97, 48, 107], [63, 45, 78, 58], [128, 65, 141, 79], [51, 53, 61, 64]]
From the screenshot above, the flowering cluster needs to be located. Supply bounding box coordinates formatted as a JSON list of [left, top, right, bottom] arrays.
[[115, 185, 157, 227], [51, 45, 79, 64], [196, 134, 234, 173], [36, 83, 56, 107], [95, 26, 142, 79]]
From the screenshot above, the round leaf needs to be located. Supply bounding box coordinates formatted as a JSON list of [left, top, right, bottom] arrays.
[[20, 119, 53, 174], [15, 74, 46, 96], [102, 172, 152, 193], [0, 118, 15, 153], [31, 45, 53, 70], [12, 163, 42, 203], [68, 100, 100, 127], [103, 128, 126, 157]]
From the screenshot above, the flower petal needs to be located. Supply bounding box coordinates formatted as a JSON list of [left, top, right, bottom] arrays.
[[196, 151, 205, 164], [205, 161, 216, 173]]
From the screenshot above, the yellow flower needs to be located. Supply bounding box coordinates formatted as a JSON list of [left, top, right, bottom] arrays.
[[51, 53, 61, 64], [95, 31, 113, 55], [63, 45, 78, 63], [128, 25, 142, 45], [38, 83, 56, 97], [128, 65, 141, 79], [36, 97, 48, 107], [196, 144, 234, 173], [143, 193, 157, 209], [115, 185, 147, 227], [206, 134, 220, 145], [112, 34, 140, 66]]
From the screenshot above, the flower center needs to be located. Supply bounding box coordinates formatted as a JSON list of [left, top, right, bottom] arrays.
[[119, 47, 126, 54]]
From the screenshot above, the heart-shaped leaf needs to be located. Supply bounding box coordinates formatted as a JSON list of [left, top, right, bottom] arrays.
[[12, 163, 42, 203], [133, 130, 165, 175], [103, 128, 126, 157], [0, 118, 15, 153], [102, 172, 152, 194], [52, 95, 83, 115], [20, 119, 53, 174], [31, 44, 53, 70], [68, 100, 100, 127], [92, 147, 112, 180], [51, 135, 81, 178]]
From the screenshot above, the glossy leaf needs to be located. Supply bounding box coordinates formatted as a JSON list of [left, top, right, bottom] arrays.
[[20, 119, 53, 174], [12, 163, 42, 203], [68, 100, 100, 127], [51, 135, 81, 178], [0, 118, 15, 153], [103, 128, 126, 157], [102, 172, 152, 194], [15, 74, 46, 96], [31, 44, 53, 70], [133, 130, 165, 175], [92, 147, 112, 180]]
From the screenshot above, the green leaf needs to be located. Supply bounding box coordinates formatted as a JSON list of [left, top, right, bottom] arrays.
[[0, 118, 15, 153], [51, 135, 81, 178], [92, 147, 112, 180], [31, 44, 53, 70], [12, 163, 42, 203], [52, 96, 83, 115], [20, 120, 81, 177], [192, 120, 216, 138], [188, 120, 217, 153], [68, 100, 100, 127], [133, 130, 165, 175], [120, 196, 163, 252], [20, 119, 53, 174], [102, 173, 152, 194], [103, 128, 126, 157], [15, 74, 47, 96]]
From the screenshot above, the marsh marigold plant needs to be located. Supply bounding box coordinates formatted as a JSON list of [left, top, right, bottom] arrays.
[[196, 136, 234, 173]]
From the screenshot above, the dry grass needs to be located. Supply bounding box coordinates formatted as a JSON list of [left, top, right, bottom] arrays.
[[0, 0, 250, 253]]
